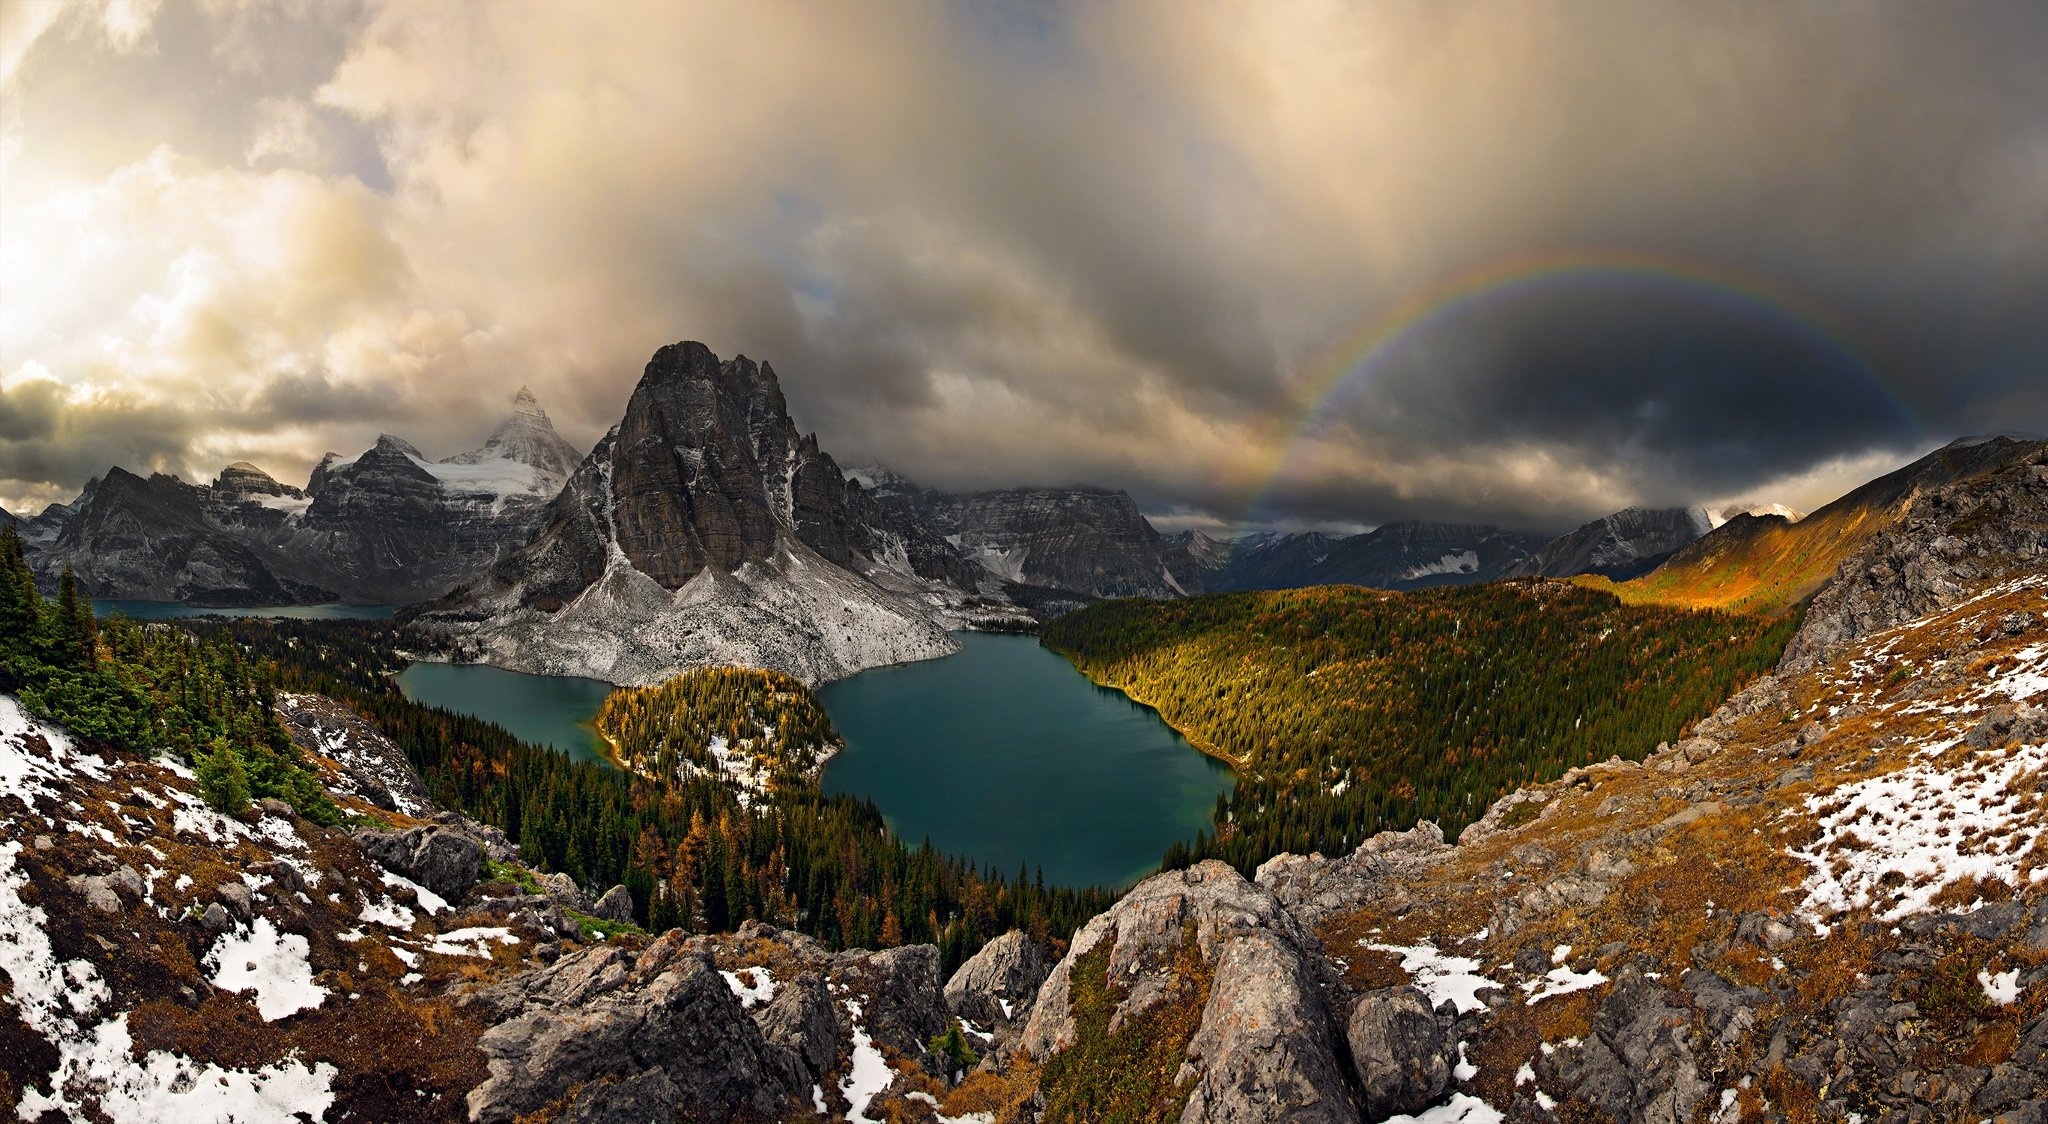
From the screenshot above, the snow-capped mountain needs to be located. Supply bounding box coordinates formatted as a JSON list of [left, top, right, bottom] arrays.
[[1502, 505, 1716, 580], [415, 343, 1017, 686], [23, 389, 586, 605]]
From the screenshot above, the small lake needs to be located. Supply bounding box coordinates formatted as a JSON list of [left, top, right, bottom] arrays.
[[394, 663, 616, 764], [95, 600, 398, 621], [819, 633, 1234, 890]]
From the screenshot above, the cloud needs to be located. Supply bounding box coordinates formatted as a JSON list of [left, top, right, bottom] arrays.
[[1, 0, 2045, 526]]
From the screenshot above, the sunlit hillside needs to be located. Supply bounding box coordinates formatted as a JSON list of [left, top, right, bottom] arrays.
[[1590, 436, 2041, 614]]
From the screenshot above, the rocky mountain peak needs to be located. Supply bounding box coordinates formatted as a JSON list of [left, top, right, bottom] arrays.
[[212, 461, 298, 499], [444, 386, 582, 481]]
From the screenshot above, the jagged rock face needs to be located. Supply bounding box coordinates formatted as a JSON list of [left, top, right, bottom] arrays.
[[416, 343, 1018, 686], [1501, 505, 1713, 580], [462, 919, 955, 1122], [25, 390, 585, 605], [466, 937, 810, 1123], [1303, 520, 1547, 589], [857, 471, 1194, 598]]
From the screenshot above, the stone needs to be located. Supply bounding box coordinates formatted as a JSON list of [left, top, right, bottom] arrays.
[[216, 881, 254, 923], [1344, 986, 1455, 1119], [67, 874, 120, 914], [588, 885, 635, 924], [944, 930, 1050, 1033], [468, 945, 808, 1123], [354, 824, 484, 903], [200, 902, 233, 933]]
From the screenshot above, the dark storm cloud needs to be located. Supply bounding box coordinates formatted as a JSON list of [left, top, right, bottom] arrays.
[[3, 0, 2045, 525]]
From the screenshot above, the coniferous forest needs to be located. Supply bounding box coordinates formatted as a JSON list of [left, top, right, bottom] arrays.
[[182, 616, 1115, 970], [1040, 580, 1800, 874]]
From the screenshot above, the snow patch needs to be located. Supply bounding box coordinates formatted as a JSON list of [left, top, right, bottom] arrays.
[[205, 916, 327, 1021], [840, 998, 892, 1123], [720, 965, 779, 1009], [1367, 943, 1502, 1013]]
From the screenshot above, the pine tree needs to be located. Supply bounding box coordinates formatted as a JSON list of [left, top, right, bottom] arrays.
[[196, 737, 251, 815]]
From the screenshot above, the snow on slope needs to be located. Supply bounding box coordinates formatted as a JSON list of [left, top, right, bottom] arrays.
[[1, 698, 339, 1120]]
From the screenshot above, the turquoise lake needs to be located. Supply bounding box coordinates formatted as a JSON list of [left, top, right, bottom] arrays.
[[818, 633, 1234, 890], [394, 662, 617, 764], [94, 600, 397, 621], [387, 634, 1234, 889]]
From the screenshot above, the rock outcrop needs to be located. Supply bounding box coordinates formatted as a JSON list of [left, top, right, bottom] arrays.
[[1017, 861, 1360, 1123], [943, 929, 1050, 1045], [353, 824, 486, 902]]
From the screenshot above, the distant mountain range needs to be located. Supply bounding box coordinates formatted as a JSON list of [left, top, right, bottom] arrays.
[[11, 387, 580, 605], [11, 337, 2036, 687]]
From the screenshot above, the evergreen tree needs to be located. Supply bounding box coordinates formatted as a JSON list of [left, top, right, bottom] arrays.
[[196, 738, 252, 815]]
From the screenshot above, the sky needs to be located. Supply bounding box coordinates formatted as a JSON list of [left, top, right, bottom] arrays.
[[1, 0, 2044, 534]]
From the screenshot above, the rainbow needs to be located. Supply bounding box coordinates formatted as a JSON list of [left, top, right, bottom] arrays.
[[1235, 246, 1916, 527]]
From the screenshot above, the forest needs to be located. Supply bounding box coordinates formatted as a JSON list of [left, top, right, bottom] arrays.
[[1040, 580, 1800, 874], [183, 617, 1115, 970]]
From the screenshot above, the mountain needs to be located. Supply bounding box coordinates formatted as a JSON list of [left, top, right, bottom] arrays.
[[28, 466, 339, 604], [1185, 529, 1344, 590], [22, 390, 584, 605], [847, 467, 1197, 599], [6, 444, 2042, 1122], [415, 342, 1016, 686], [1300, 520, 1548, 589], [1610, 434, 2044, 613], [1501, 504, 1714, 580], [1164, 528, 1234, 573]]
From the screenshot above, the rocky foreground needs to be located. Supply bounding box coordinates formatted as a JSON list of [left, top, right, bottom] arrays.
[[2, 452, 2045, 1122]]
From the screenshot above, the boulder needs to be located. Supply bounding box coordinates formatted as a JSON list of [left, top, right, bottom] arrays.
[[1345, 986, 1457, 1119], [354, 824, 484, 902], [467, 934, 808, 1122], [944, 930, 1050, 1033], [589, 884, 635, 924], [536, 871, 589, 912]]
